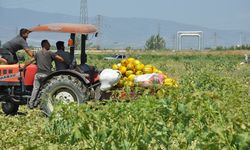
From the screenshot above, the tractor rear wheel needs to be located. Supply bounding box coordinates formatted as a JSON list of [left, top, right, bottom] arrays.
[[1, 100, 19, 115], [37, 75, 90, 116]]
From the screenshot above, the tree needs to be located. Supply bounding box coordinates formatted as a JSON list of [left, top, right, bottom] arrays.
[[145, 34, 166, 50]]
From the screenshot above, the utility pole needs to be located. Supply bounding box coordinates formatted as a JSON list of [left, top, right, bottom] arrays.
[[243, 34, 246, 46], [80, 0, 88, 24], [214, 32, 217, 49], [16, 27, 18, 35], [157, 23, 161, 35], [78, 0, 88, 64], [172, 34, 176, 50], [96, 15, 102, 49], [239, 32, 243, 46]]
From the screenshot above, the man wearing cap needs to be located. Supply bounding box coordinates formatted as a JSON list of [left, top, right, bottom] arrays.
[[55, 41, 72, 70], [0, 28, 33, 64]]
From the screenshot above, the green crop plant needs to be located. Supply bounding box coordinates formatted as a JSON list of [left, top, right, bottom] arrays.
[[0, 51, 249, 149]]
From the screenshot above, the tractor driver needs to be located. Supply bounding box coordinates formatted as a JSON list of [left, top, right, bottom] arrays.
[[55, 41, 72, 70], [0, 28, 33, 64]]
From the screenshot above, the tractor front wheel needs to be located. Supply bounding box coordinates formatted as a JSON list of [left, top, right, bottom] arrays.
[[1, 101, 19, 115], [37, 75, 90, 116]]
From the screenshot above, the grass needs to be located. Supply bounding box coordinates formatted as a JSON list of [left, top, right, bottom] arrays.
[[0, 50, 249, 149]]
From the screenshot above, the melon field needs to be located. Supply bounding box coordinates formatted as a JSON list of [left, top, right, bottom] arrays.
[[0, 50, 249, 149]]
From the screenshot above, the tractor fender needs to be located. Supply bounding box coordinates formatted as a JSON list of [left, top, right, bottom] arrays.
[[41, 70, 90, 86]]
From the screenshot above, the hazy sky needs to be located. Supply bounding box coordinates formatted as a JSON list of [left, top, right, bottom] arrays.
[[1, 0, 250, 30]]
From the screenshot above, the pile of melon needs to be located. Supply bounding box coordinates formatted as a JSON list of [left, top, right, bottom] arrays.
[[111, 57, 177, 88]]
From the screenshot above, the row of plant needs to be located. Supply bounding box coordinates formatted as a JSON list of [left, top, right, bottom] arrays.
[[0, 53, 249, 149]]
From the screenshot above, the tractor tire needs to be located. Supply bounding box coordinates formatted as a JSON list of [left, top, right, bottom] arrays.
[[37, 75, 90, 116], [1, 101, 19, 115]]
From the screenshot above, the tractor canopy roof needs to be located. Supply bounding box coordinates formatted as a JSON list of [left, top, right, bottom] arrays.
[[29, 23, 97, 34]]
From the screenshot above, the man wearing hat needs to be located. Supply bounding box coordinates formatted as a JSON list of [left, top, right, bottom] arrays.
[[0, 28, 33, 64]]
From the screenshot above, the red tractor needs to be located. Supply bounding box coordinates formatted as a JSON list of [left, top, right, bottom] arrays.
[[0, 23, 103, 116]]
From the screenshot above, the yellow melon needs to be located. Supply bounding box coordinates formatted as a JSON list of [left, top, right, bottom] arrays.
[[143, 65, 153, 74], [164, 78, 175, 86], [135, 70, 143, 75], [133, 60, 141, 66], [121, 59, 128, 66], [124, 80, 134, 87], [135, 64, 144, 71], [127, 58, 135, 64], [119, 66, 127, 74], [125, 70, 134, 77], [127, 74, 136, 81], [112, 64, 119, 70], [126, 63, 134, 71]]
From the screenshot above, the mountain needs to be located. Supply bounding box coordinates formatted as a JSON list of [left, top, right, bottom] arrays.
[[0, 7, 249, 49]]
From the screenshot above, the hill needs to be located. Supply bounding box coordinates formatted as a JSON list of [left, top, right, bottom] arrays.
[[0, 7, 249, 49]]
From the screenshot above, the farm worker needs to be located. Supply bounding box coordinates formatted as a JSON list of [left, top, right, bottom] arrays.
[[28, 40, 64, 109], [55, 41, 72, 71], [0, 28, 33, 64]]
